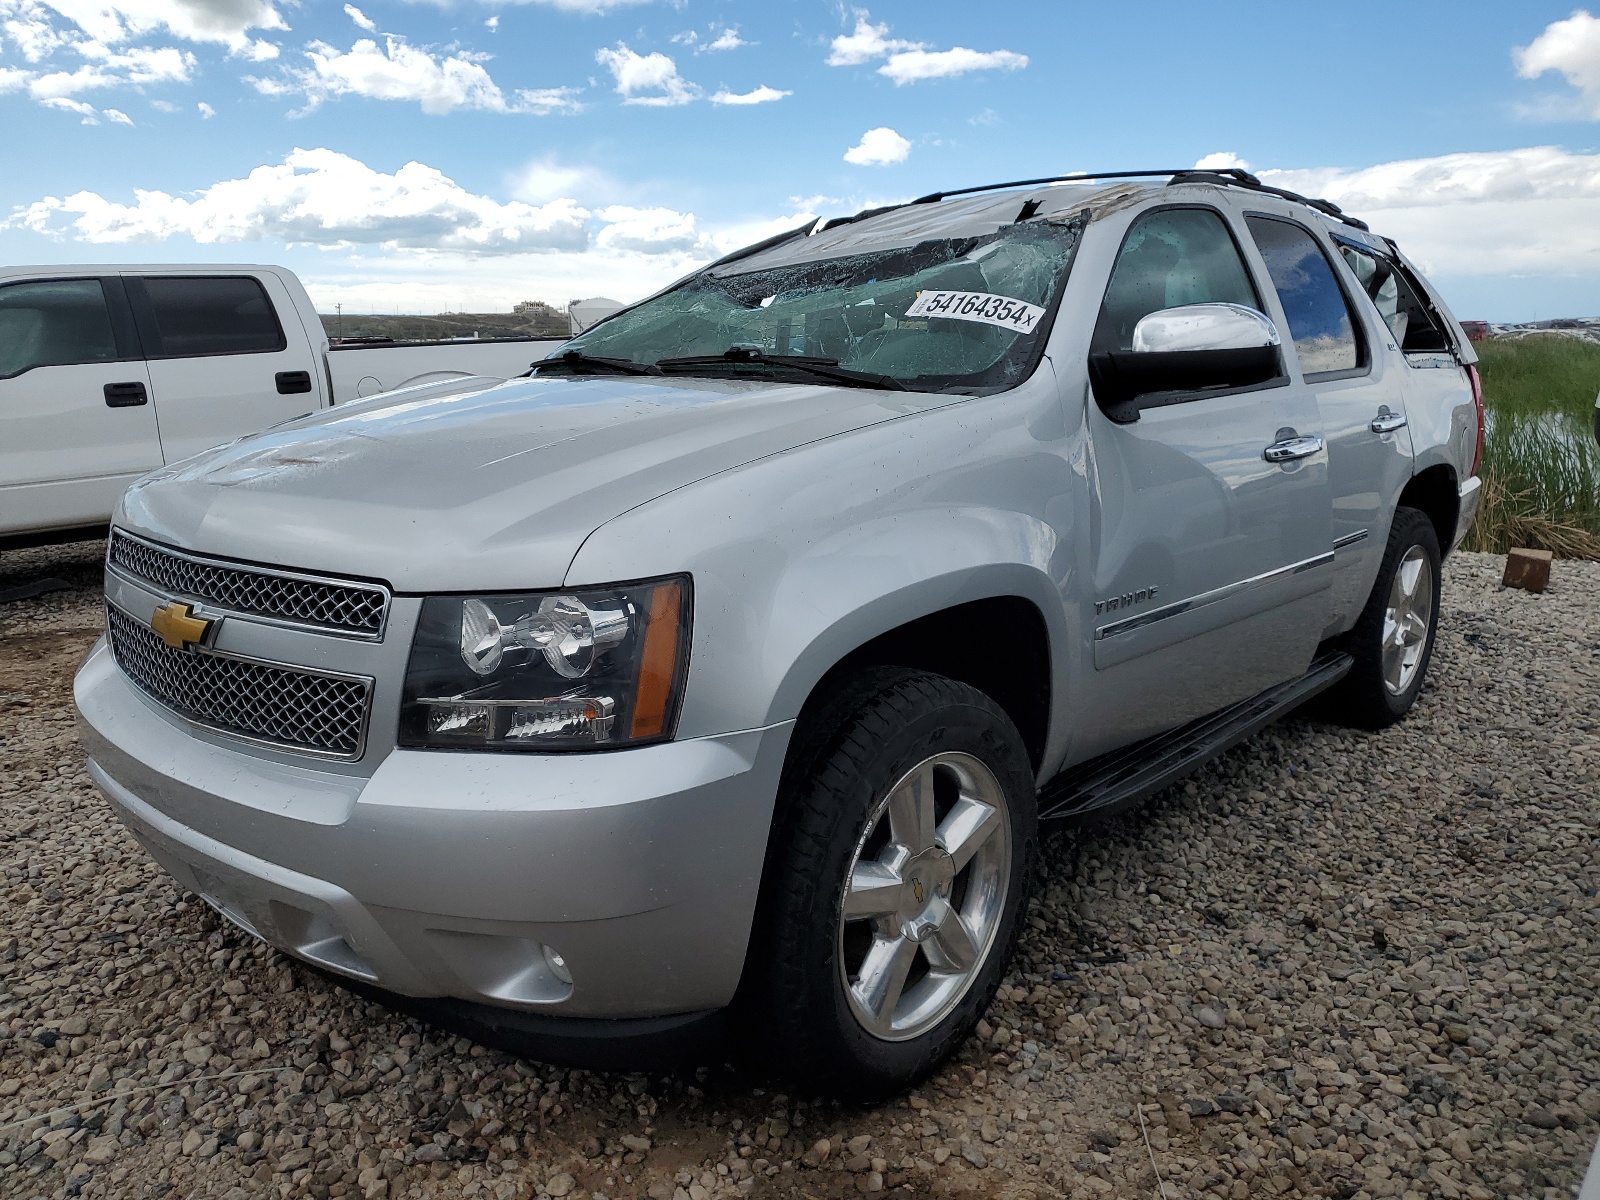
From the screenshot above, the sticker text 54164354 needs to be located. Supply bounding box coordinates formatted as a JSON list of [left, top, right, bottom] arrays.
[[904, 290, 1047, 334]]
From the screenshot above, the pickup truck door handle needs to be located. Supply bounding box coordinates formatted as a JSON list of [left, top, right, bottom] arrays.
[[1262, 435, 1324, 463], [276, 370, 313, 395], [103, 381, 148, 407], [1369, 408, 1409, 434]]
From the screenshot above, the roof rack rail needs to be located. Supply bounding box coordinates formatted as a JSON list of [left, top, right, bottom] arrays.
[[903, 167, 1370, 233]]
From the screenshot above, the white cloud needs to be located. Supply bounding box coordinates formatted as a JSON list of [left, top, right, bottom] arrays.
[[709, 83, 786, 105], [877, 46, 1026, 85], [195, 97, 210, 115], [498, 0, 650, 10], [705, 27, 743, 52], [484, 14, 497, 29], [827, 10, 1025, 84], [0, 66, 31, 89], [843, 126, 909, 166], [27, 0, 287, 56], [594, 42, 696, 105], [827, 13, 918, 66], [1194, 151, 1251, 171], [594, 204, 700, 254], [6, 146, 593, 253], [250, 36, 578, 115], [343, 3, 375, 32], [149, 95, 175, 108], [39, 93, 98, 119], [103, 103, 129, 121], [1515, 10, 1600, 119], [1262, 146, 1600, 278]]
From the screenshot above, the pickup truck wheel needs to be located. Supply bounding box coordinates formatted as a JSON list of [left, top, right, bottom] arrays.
[[761, 670, 1035, 1099], [1329, 506, 1441, 729]]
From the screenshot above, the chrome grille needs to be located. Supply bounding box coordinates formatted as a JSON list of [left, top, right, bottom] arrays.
[[107, 605, 371, 758], [108, 530, 388, 637]]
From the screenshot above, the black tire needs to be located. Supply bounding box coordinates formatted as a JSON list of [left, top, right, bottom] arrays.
[[758, 669, 1036, 1101], [1325, 506, 1442, 729]]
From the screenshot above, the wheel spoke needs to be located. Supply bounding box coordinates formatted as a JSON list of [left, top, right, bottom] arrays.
[[851, 934, 919, 1033], [843, 861, 903, 920], [937, 796, 1002, 873], [924, 911, 980, 974], [887, 762, 937, 852]]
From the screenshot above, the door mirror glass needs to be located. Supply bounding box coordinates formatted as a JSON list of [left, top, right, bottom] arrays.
[[1130, 303, 1281, 353]]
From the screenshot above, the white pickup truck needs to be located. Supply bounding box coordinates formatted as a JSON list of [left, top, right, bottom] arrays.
[[0, 264, 562, 548]]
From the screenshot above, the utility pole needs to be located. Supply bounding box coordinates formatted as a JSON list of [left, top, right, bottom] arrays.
[[336, 302, 342, 338]]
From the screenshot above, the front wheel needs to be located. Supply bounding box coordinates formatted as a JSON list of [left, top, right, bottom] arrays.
[[1327, 506, 1442, 729], [759, 670, 1036, 1100]]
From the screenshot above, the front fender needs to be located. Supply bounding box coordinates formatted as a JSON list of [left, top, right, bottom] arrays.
[[564, 385, 1083, 773]]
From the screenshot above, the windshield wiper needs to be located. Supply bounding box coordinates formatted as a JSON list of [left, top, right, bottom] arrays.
[[656, 348, 907, 391], [530, 350, 662, 377]]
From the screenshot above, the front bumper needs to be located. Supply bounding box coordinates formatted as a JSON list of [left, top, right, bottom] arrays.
[[75, 637, 793, 1025], [1452, 475, 1482, 553]]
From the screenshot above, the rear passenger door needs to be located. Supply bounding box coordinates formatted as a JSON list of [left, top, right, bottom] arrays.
[[0, 277, 160, 536], [125, 273, 323, 464], [1241, 214, 1413, 634], [1074, 204, 1332, 758]]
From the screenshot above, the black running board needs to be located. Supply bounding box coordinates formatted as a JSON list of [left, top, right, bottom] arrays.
[[1037, 651, 1352, 826]]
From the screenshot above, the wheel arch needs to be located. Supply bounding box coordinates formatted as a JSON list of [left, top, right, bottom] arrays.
[[1396, 463, 1459, 558]]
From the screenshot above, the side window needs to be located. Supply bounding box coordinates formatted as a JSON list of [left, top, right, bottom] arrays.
[[1244, 216, 1363, 378], [138, 276, 287, 358], [1091, 208, 1260, 352], [0, 279, 119, 379], [1334, 242, 1449, 355]]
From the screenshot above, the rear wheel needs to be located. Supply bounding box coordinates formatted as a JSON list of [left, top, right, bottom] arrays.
[[1327, 506, 1441, 728], [759, 670, 1035, 1099]]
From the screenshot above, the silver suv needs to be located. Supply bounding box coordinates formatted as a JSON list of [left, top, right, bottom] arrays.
[[75, 168, 1483, 1097]]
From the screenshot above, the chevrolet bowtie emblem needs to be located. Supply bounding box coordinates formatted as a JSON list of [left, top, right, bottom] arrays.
[[912, 879, 925, 904], [150, 601, 213, 651]]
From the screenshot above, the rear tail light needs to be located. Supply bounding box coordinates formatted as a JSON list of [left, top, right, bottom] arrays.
[[1467, 363, 1485, 476]]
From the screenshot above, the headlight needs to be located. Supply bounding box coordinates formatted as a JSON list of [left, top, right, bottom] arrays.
[[399, 576, 690, 751]]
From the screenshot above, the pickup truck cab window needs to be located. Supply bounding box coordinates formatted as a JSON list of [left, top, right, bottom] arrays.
[[1090, 207, 1260, 353], [0, 279, 120, 378], [1244, 216, 1365, 379], [552, 220, 1083, 394], [130, 275, 287, 358]]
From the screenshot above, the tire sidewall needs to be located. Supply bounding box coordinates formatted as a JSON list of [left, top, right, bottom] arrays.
[[774, 678, 1036, 1095], [1374, 511, 1443, 719]]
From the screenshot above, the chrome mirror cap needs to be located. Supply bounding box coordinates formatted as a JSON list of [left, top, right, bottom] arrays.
[[1131, 303, 1282, 353]]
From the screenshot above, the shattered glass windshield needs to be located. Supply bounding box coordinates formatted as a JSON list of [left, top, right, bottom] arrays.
[[551, 216, 1085, 394]]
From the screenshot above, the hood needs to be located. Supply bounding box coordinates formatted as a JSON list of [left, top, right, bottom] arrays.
[[119, 373, 957, 591]]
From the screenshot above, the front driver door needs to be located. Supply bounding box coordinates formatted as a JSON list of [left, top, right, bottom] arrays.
[[1071, 203, 1332, 760]]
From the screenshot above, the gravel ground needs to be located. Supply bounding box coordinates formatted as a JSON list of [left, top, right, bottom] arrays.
[[1, 540, 1597, 1200]]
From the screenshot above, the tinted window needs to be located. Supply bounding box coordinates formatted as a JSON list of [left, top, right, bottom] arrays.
[[140, 276, 286, 357], [1335, 242, 1449, 355], [0, 279, 119, 379], [1245, 217, 1361, 376], [1092, 208, 1260, 352]]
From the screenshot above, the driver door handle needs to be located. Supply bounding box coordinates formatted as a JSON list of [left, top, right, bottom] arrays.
[[1263, 435, 1324, 463], [1370, 409, 1409, 434]]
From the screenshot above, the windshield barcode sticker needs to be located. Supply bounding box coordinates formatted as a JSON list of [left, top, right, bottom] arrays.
[[904, 290, 1046, 334]]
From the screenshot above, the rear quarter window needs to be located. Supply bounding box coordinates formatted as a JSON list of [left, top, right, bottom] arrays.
[[136, 276, 287, 358]]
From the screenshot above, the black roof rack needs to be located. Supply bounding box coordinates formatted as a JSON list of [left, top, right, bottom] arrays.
[[814, 167, 1370, 234]]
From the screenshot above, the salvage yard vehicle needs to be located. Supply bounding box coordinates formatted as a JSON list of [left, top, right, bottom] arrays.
[[74, 168, 1484, 1097], [0, 263, 559, 548]]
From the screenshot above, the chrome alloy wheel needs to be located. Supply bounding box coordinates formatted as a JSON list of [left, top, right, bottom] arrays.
[[838, 751, 1011, 1042], [1382, 545, 1434, 695]]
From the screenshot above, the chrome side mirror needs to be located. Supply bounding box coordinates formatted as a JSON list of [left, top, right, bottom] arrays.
[[1130, 303, 1281, 353], [1089, 303, 1286, 425]]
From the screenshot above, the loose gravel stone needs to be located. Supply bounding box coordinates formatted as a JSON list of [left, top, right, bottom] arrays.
[[2, 541, 1597, 1200]]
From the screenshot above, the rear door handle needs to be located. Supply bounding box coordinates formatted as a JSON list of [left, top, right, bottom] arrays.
[[275, 370, 313, 395], [1370, 409, 1408, 434], [104, 381, 148, 407], [1263, 435, 1324, 463]]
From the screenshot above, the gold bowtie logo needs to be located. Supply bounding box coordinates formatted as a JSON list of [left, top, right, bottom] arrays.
[[150, 601, 212, 651], [912, 879, 925, 904]]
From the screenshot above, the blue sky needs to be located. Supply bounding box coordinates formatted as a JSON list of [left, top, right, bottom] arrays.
[[4, 1, 1600, 320]]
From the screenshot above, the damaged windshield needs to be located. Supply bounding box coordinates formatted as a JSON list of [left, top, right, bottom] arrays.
[[548, 216, 1085, 394]]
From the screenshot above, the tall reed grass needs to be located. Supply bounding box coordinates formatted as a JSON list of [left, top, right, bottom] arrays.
[[1461, 335, 1600, 558]]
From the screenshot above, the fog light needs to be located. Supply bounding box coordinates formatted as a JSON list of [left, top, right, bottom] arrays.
[[542, 944, 572, 986]]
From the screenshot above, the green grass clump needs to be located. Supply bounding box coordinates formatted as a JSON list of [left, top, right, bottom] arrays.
[[1464, 335, 1600, 559]]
